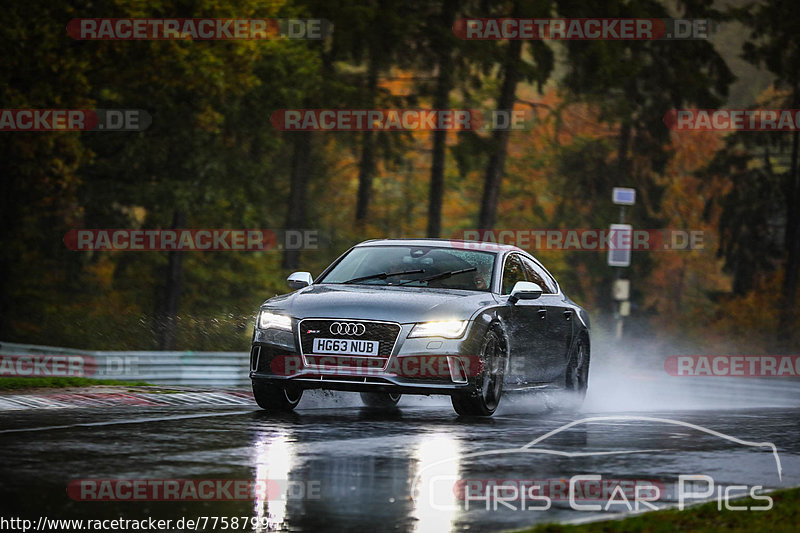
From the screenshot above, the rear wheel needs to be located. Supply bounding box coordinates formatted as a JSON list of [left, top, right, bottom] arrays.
[[360, 392, 402, 408], [451, 329, 507, 416], [252, 381, 303, 412]]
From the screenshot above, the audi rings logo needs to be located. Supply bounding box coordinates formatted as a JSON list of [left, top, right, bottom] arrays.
[[329, 322, 366, 336]]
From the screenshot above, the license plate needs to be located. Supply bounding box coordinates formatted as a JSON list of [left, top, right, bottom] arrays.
[[312, 338, 379, 356]]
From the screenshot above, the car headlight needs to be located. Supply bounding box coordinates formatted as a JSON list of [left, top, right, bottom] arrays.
[[408, 320, 468, 338], [257, 310, 293, 331]]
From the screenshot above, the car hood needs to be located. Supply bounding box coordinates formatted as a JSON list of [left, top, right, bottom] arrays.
[[263, 284, 498, 323]]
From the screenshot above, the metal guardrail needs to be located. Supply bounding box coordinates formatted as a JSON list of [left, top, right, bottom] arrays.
[[0, 341, 250, 386]]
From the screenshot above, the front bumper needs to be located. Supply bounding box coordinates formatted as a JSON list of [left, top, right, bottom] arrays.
[[249, 320, 485, 396], [249, 372, 473, 396]]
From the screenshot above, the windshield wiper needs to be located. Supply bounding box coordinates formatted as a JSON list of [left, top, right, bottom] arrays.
[[343, 269, 424, 284], [398, 267, 477, 285]]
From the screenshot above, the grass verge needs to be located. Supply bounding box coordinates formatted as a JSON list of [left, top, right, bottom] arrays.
[[0, 377, 151, 390], [515, 486, 799, 533]]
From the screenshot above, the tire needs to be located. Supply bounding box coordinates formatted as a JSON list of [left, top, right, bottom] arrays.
[[451, 329, 507, 416], [252, 381, 303, 412], [359, 392, 402, 408], [564, 336, 590, 402]]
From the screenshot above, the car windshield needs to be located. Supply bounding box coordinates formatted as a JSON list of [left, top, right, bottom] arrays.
[[319, 246, 496, 292]]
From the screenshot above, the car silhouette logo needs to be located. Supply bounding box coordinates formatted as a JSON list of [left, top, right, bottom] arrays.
[[411, 415, 783, 503]]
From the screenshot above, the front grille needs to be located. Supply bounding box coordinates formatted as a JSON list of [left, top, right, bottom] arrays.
[[298, 319, 401, 369]]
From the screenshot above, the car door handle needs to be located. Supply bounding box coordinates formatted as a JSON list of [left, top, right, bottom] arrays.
[[538, 308, 547, 320], [563, 310, 572, 321]]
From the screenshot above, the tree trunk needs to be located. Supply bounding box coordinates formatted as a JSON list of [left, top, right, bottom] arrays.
[[355, 57, 378, 224], [426, 0, 458, 238], [778, 88, 800, 346], [282, 130, 313, 270], [477, 37, 522, 229], [617, 120, 632, 180], [0, 163, 13, 338], [156, 209, 186, 350]]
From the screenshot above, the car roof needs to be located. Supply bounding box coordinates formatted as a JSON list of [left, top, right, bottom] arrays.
[[354, 238, 523, 253]]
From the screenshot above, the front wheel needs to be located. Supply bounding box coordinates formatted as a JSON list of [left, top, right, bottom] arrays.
[[252, 381, 303, 412], [360, 392, 401, 408], [451, 329, 507, 416]]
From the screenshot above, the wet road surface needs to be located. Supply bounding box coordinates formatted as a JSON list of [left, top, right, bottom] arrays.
[[0, 391, 798, 532], [2, 337, 800, 532]]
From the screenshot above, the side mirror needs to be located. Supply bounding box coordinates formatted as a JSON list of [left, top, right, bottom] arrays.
[[508, 281, 543, 304], [287, 271, 313, 290]]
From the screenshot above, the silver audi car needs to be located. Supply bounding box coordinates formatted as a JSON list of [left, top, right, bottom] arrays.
[[250, 238, 590, 416]]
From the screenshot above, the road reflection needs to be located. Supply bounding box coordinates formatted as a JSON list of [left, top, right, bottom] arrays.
[[248, 410, 471, 532], [252, 429, 293, 531], [411, 433, 462, 533]]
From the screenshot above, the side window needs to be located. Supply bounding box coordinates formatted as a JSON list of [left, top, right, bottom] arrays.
[[521, 256, 556, 294], [501, 255, 526, 294]]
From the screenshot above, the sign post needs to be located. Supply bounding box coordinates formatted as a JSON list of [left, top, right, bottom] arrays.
[[610, 188, 635, 340]]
